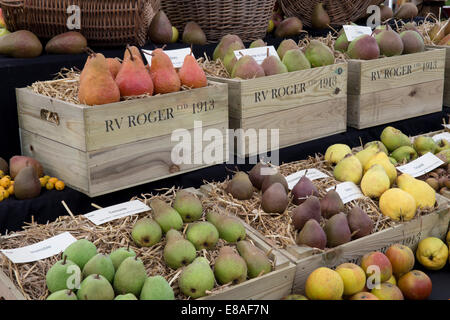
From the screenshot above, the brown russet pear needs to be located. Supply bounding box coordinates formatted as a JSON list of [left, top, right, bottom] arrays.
[[45, 31, 87, 54], [275, 17, 303, 38], [115, 46, 154, 97], [292, 175, 319, 205], [348, 206, 373, 239], [324, 212, 352, 248], [213, 34, 244, 61], [106, 58, 121, 79], [296, 219, 327, 249], [291, 195, 321, 230], [236, 240, 272, 279], [311, 3, 330, 29], [395, 3, 418, 20], [261, 49, 288, 76], [0, 157, 8, 174], [231, 55, 265, 79], [226, 172, 254, 200], [380, 4, 394, 21], [0, 30, 42, 58], [14, 164, 41, 200], [248, 162, 270, 190], [277, 39, 298, 60], [261, 182, 289, 214], [320, 189, 344, 219], [149, 10, 173, 44], [178, 52, 207, 88], [78, 51, 121, 106], [149, 48, 181, 94], [9, 155, 43, 179], [182, 22, 207, 45], [261, 172, 289, 193]]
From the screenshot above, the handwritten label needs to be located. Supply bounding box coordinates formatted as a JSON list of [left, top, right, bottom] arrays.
[[432, 131, 450, 143], [1, 232, 77, 263], [143, 47, 192, 68], [326, 182, 364, 204], [286, 169, 329, 190], [397, 152, 445, 177], [343, 25, 373, 42], [84, 200, 150, 225], [234, 46, 279, 65]]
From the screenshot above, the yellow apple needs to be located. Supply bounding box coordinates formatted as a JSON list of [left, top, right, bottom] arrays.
[[171, 26, 179, 43], [416, 237, 449, 271], [385, 275, 397, 286], [305, 267, 344, 300], [0, 28, 10, 37], [336, 263, 366, 296], [267, 19, 275, 33]]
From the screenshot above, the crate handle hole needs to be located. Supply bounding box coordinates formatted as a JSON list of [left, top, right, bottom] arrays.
[[409, 90, 417, 97], [29, 145, 34, 152], [40, 109, 60, 126]]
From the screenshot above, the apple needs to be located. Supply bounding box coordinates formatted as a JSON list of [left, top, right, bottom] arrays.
[[267, 19, 275, 33], [336, 263, 366, 296], [0, 28, 9, 37], [305, 267, 344, 300], [171, 26, 179, 43], [9, 155, 44, 179], [416, 237, 449, 271], [385, 244, 415, 277], [386, 274, 397, 286], [398, 270, 432, 300], [349, 292, 379, 300], [281, 294, 308, 300], [361, 251, 393, 283], [371, 283, 404, 300]]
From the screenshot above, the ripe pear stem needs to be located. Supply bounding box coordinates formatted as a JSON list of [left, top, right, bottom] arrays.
[[266, 47, 269, 58], [62, 255, 67, 265], [126, 45, 134, 61]]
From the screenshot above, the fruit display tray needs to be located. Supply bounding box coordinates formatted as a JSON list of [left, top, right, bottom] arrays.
[[207, 62, 348, 157], [0, 187, 296, 300], [16, 82, 229, 197], [347, 48, 446, 129]]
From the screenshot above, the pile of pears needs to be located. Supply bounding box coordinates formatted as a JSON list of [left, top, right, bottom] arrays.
[[326, 126, 438, 222], [78, 45, 207, 106], [212, 33, 336, 80]]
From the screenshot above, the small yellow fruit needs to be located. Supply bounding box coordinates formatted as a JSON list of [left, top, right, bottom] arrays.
[[325, 144, 352, 164], [0, 176, 11, 188], [0, 189, 8, 199], [171, 26, 179, 43], [0, 170, 4, 178], [39, 177, 47, 187], [416, 237, 449, 271], [267, 19, 275, 33], [10, 180, 14, 185], [379, 188, 416, 221], [7, 185, 13, 195], [55, 181, 65, 191], [46, 182, 55, 190], [48, 177, 58, 184]]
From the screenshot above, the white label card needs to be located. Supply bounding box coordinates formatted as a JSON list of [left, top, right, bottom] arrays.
[[84, 200, 150, 226], [343, 25, 373, 42], [143, 48, 193, 68], [234, 46, 279, 65], [286, 169, 330, 190], [326, 182, 364, 204], [442, 124, 450, 129], [432, 131, 450, 143], [397, 152, 445, 177], [1, 232, 77, 264]]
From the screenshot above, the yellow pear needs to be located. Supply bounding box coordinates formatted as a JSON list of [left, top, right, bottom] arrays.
[[397, 173, 436, 209], [360, 164, 390, 198], [333, 154, 363, 184], [379, 188, 416, 221], [355, 144, 380, 168], [325, 144, 352, 164], [364, 152, 397, 185]]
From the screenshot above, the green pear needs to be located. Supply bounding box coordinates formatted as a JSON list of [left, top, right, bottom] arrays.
[[131, 217, 162, 247], [109, 246, 136, 271], [380, 126, 412, 152], [355, 144, 381, 168], [413, 136, 437, 156], [186, 221, 219, 250], [333, 154, 363, 184], [277, 39, 298, 60], [150, 199, 183, 233], [206, 211, 246, 243], [223, 42, 246, 75], [236, 240, 272, 279], [390, 146, 418, 163], [114, 293, 138, 300], [179, 257, 215, 299], [77, 274, 115, 300], [304, 40, 334, 67], [335, 33, 349, 53], [62, 239, 97, 269], [389, 157, 398, 165], [46, 256, 81, 293], [46, 289, 78, 300], [364, 141, 389, 155], [113, 256, 147, 296], [249, 39, 266, 48], [163, 229, 197, 269], [282, 49, 311, 72], [172, 190, 203, 223], [435, 139, 450, 153], [140, 276, 175, 300], [82, 253, 115, 283], [214, 246, 247, 285]]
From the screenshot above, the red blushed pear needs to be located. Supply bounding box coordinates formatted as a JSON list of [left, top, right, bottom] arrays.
[[178, 50, 207, 89], [147, 47, 181, 94]]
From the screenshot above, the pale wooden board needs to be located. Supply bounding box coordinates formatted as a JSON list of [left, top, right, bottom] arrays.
[[0, 271, 26, 300], [292, 196, 449, 294], [16, 88, 87, 152], [20, 129, 90, 192], [347, 79, 444, 129], [348, 49, 446, 95], [238, 97, 347, 157], [210, 63, 347, 119], [431, 46, 450, 106], [84, 82, 228, 151]]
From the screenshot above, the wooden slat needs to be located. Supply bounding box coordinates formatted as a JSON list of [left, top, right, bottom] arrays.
[[348, 79, 444, 129], [430, 45, 450, 106], [0, 271, 26, 300]]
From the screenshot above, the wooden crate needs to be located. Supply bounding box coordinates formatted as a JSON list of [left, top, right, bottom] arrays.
[[291, 194, 450, 295], [208, 62, 348, 157], [347, 48, 446, 129], [428, 45, 450, 107], [16, 82, 229, 197]]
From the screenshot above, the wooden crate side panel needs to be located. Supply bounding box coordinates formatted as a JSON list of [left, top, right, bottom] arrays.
[[84, 83, 228, 151], [87, 123, 229, 197], [292, 205, 450, 294], [357, 49, 446, 95], [347, 79, 444, 129], [16, 88, 87, 152], [239, 97, 347, 156], [0, 271, 26, 300], [20, 129, 89, 193], [347, 60, 362, 95], [430, 46, 450, 106]]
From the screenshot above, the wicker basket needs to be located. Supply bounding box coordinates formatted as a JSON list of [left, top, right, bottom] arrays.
[[161, 0, 277, 43], [280, 0, 386, 28], [0, 0, 160, 46]]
